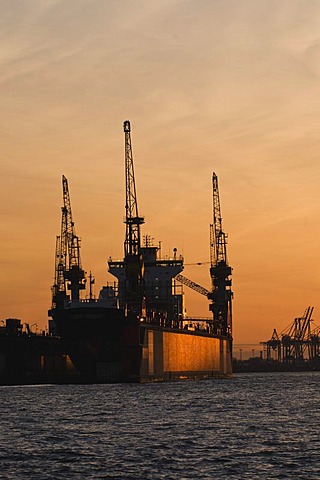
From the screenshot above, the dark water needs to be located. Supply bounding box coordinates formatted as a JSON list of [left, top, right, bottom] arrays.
[[0, 372, 319, 479]]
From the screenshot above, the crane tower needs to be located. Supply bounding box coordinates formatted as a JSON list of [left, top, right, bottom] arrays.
[[51, 175, 85, 307], [123, 120, 145, 317], [208, 173, 233, 338]]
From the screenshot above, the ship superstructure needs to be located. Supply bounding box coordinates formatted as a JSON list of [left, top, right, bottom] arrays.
[[109, 235, 184, 328]]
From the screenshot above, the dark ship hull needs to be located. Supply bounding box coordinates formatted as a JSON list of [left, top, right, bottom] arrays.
[[51, 306, 232, 383]]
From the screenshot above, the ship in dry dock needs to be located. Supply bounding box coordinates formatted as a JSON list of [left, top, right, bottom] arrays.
[[48, 121, 233, 382]]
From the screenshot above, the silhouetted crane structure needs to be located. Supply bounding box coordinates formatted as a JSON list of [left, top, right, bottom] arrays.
[[172, 173, 232, 338], [51, 175, 85, 307], [175, 274, 210, 297], [51, 234, 66, 308], [123, 120, 145, 317], [263, 307, 320, 368], [208, 173, 233, 338]]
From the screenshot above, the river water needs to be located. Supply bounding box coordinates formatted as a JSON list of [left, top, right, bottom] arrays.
[[0, 372, 319, 479]]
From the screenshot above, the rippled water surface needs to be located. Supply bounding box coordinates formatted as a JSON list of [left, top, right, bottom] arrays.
[[1, 372, 320, 479]]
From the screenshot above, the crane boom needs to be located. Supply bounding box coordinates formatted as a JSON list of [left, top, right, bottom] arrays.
[[211, 173, 228, 265], [62, 175, 82, 269], [175, 274, 210, 297], [51, 191, 68, 308]]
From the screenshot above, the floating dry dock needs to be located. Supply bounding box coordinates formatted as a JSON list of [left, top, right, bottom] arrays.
[[48, 121, 233, 382]]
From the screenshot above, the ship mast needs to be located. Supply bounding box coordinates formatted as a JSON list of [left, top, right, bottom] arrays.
[[123, 120, 145, 317], [208, 173, 233, 338]]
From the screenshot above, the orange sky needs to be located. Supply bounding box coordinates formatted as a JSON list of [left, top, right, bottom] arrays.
[[1, 1, 320, 344]]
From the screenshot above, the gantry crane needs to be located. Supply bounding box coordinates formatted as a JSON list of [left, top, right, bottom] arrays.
[[263, 307, 320, 366], [123, 120, 145, 317], [208, 173, 233, 337], [51, 175, 86, 307]]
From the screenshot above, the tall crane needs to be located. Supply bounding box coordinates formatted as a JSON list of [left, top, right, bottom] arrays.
[[123, 120, 145, 317], [208, 173, 233, 337], [62, 175, 86, 302], [51, 175, 85, 307]]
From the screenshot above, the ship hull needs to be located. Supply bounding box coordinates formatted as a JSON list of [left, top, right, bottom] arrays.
[[51, 307, 232, 382]]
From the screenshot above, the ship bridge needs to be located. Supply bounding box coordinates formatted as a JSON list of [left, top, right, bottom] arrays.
[[108, 238, 184, 325]]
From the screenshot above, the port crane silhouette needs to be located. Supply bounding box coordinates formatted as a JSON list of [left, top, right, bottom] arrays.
[[174, 173, 233, 338], [51, 175, 85, 307], [50, 132, 232, 341], [262, 306, 320, 366], [123, 120, 145, 317]]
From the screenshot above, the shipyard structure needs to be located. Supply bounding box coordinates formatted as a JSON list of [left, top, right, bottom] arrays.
[[261, 306, 320, 370], [48, 121, 233, 382]]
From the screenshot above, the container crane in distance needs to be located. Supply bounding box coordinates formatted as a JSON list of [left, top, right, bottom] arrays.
[[263, 306, 317, 364]]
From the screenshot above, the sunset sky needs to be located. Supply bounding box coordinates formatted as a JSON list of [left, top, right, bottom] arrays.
[[1, 0, 320, 344]]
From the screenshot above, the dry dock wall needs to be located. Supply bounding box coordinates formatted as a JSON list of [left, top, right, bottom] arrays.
[[141, 326, 231, 380]]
